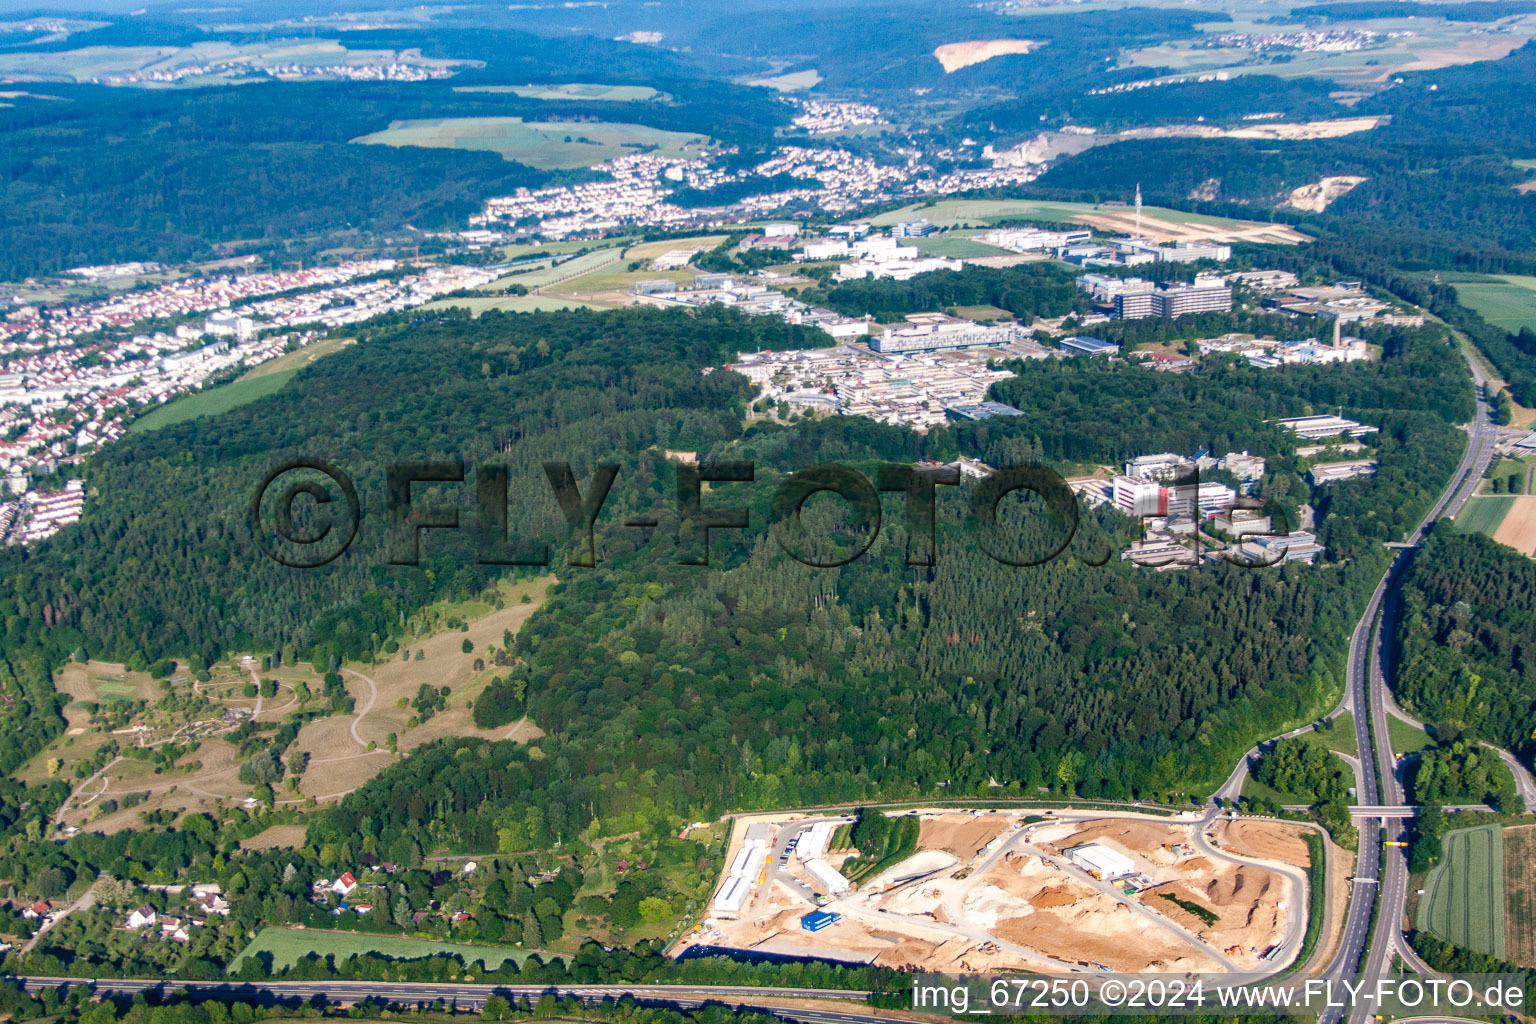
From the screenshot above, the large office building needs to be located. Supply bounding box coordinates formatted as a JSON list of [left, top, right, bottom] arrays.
[[871, 318, 1021, 354], [1082, 272, 1231, 320], [1278, 415, 1379, 440], [1151, 276, 1232, 318]]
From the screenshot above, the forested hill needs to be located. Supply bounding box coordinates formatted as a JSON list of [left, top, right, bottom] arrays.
[[1394, 528, 1536, 764], [0, 303, 1476, 857]]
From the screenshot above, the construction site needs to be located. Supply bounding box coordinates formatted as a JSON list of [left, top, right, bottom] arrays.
[[678, 809, 1317, 976]]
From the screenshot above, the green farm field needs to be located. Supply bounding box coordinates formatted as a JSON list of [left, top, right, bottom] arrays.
[[1419, 824, 1506, 959], [454, 83, 665, 102], [1453, 497, 1515, 540], [131, 337, 352, 433], [230, 927, 530, 973], [1453, 275, 1536, 334], [352, 117, 709, 170]]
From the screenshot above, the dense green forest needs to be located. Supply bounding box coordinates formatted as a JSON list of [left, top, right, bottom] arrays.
[[1394, 529, 1536, 770], [0, 76, 785, 278], [1034, 42, 1536, 271]]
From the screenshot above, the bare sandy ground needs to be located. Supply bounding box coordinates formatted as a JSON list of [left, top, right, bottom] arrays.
[[933, 39, 1040, 73], [919, 813, 1012, 857], [1288, 176, 1368, 212]]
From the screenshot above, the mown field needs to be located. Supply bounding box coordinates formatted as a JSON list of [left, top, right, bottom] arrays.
[[352, 117, 709, 170], [230, 927, 531, 973], [1453, 275, 1536, 334], [131, 337, 352, 433], [1419, 824, 1506, 959]]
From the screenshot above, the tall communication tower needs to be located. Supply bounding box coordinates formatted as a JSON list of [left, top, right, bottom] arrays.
[[1135, 183, 1143, 238]]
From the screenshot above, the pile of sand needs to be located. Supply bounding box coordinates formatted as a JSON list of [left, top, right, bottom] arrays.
[[919, 814, 1012, 857], [1219, 820, 1312, 867]]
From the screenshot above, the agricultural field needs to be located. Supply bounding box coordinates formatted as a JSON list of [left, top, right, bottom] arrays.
[[1117, 7, 1532, 85], [352, 117, 710, 170], [1454, 495, 1536, 559], [454, 83, 665, 102], [131, 337, 353, 433], [230, 927, 529, 973], [1452, 275, 1536, 334], [1452, 497, 1515, 541], [1504, 826, 1536, 966], [868, 199, 1307, 245], [1419, 824, 1505, 959], [0, 39, 464, 85]]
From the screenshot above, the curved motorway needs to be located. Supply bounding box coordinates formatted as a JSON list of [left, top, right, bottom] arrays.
[[1324, 347, 1498, 1024]]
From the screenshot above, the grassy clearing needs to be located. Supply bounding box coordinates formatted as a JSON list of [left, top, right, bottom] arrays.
[[1453, 275, 1536, 334], [132, 337, 352, 433], [1297, 712, 1358, 759], [352, 117, 709, 170], [1452, 497, 1515, 540], [1387, 715, 1435, 758], [131, 371, 294, 433], [1483, 458, 1528, 496], [1419, 824, 1505, 959], [230, 927, 530, 973], [911, 234, 1010, 258]]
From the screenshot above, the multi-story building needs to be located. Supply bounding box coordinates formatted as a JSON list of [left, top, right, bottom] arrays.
[[871, 318, 1021, 354], [1152, 277, 1232, 318]]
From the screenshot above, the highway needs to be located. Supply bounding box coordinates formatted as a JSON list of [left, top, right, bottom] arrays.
[[7, 977, 898, 1024], [1321, 346, 1499, 1024]]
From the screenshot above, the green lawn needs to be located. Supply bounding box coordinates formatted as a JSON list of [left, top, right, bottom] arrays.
[[1453, 275, 1536, 334], [1388, 714, 1435, 758], [230, 927, 530, 973], [131, 370, 296, 433], [1419, 824, 1506, 959], [1298, 711, 1358, 759], [1483, 458, 1528, 496], [911, 234, 1011, 258], [1453, 496, 1516, 539], [132, 336, 353, 433], [352, 117, 709, 170]]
